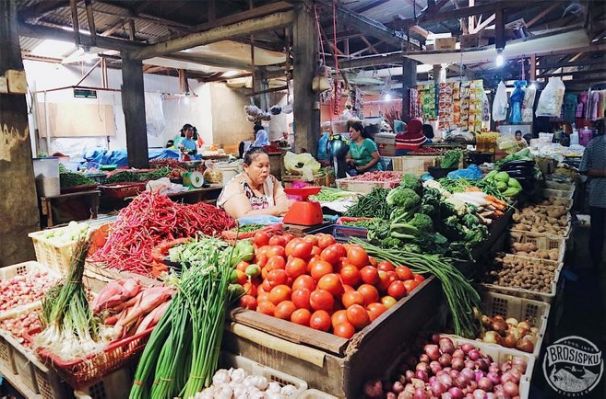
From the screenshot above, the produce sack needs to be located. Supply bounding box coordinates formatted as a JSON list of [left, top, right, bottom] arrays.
[[283, 151, 321, 181], [492, 81, 508, 122], [536, 77, 566, 117]]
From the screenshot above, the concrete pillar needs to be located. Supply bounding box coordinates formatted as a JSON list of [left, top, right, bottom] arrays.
[[0, 0, 40, 265], [401, 57, 417, 122]]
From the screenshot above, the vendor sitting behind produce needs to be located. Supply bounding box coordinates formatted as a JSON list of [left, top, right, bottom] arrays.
[[396, 118, 427, 150], [514, 130, 528, 150], [346, 121, 383, 175], [174, 124, 198, 156], [217, 148, 292, 218]]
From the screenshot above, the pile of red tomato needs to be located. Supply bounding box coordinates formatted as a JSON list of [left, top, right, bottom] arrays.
[[236, 232, 425, 339]]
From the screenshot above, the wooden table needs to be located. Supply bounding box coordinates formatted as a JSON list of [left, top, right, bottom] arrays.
[[39, 190, 100, 227], [166, 185, 223, 204]]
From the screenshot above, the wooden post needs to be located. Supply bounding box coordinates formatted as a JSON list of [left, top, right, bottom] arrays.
[[529, 54, 536, 81], [84, 0, 96, 46], [121, 51, 149, 168], [495, 6, 505, 50], [292, 1, 319, 154], [0, 0, 40, 265], [69, 0, 80, 46], [401, 57, 417, 122]]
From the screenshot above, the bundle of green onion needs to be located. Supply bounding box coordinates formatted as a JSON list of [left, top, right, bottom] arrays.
[[130, 237, 241, 399], [36, 238, 104, 360]]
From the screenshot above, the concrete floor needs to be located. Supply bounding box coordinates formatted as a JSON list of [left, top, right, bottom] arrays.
[[529, 223, 606, 399]]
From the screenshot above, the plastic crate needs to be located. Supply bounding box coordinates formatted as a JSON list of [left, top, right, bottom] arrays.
[[28, 227, 91, 274], [443, 335, 535, 399], [0, 333, 16, 375], [479, 291, 550, 358], [510, 214, 572, 239], [220, 353, 307, 395], [36, 327, 153, 390], [333, 217, 373, 240], [509, 234, 566, 263], [391, 155, 439, 175], [545, 179, 574, 191], [0, 261, 60, 320], [543, 187, 574, 200], [299, 389, 339, 398], [482, 255, 563, 303], [98, 182, 146, 200]]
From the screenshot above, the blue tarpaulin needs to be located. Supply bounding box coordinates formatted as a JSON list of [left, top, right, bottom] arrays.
[[83, 148, 196, 168]]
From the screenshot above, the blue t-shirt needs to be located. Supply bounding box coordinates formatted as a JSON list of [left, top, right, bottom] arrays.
[[253, 129, 269, 147]]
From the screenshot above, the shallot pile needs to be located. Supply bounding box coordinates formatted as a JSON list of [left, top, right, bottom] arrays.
[[364, 335, 527, 399], [194, 367, 299, 399], [0, 311, 42, 346], [479, 315, 539, 354], [0, 271, 58, 312]]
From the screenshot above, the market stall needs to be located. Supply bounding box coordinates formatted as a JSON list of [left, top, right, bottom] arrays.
[[0, 142, 580, 398]]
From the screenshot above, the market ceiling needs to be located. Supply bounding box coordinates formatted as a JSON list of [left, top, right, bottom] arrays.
[[14, 0, 606, 88]]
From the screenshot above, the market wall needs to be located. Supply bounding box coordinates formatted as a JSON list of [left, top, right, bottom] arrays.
[[320, 91, 402, 132], [22, 60, 255, 158]]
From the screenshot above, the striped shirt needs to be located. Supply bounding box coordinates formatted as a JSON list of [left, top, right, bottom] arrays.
[[579, 135, 606, 208]]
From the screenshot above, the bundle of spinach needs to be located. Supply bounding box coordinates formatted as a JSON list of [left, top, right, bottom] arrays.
[[439, 149, 464, 169]]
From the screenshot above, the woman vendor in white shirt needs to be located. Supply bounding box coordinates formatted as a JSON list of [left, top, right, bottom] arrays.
[[217, 148, 292, 219]]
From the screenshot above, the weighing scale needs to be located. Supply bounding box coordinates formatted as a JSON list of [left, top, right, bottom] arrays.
[[283, 186, 324, 226]]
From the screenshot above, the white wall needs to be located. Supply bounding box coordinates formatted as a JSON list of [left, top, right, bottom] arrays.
[[23, 60, 214, 157], [23, 60, 291, 158]]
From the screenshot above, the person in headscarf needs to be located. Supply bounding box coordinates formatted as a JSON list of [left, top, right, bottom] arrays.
[[395, 119, 427, 150]]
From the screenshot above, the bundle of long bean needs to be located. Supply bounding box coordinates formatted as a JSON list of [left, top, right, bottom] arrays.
[[36, 238, 104, 360], [352, 239, 480, 338], [345, 188, 393, 219], [130, 239, 235, 399]]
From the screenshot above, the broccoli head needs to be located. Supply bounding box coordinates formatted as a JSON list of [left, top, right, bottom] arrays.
[[462, 213, 481, 229], [386, 187, 421, 210], [420, 203, 437, 218], [381, 237, 403, 248], [409, 213, 434, 232], [401, 173, 422, 193]]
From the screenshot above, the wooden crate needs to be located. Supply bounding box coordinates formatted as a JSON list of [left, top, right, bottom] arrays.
[[223, 277, 443, 397]]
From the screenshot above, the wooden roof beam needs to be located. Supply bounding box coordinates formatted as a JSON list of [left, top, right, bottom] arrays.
[[192, 1, 292, 32], [18, 0, 68, 22], [131, 10, 294, 60]]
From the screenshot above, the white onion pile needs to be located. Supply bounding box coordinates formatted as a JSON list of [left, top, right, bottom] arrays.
[[363, 335, 527, 399], [194, 367, 299, 399]]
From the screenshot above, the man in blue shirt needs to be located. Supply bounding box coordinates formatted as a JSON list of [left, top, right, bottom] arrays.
[[579, 119, 606, 268]]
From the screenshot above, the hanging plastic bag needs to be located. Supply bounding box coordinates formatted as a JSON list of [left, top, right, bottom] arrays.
[[522, 85, 537, 122], [509, 80, 526, 124], [283, 151, 321, 181], [492, 81, 508, 122], [536, 77, 566, 117]]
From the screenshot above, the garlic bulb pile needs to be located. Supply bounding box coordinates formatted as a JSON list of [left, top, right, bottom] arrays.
[[194, 367, 299, 399]]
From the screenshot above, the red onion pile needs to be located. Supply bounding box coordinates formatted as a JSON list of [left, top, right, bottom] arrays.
[[363, 335, 527, 399]]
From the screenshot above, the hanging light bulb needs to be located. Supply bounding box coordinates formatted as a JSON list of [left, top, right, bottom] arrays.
[[495, 49, 505, 68], [384, 93, 392, 102], [528, 82, 537, 90]]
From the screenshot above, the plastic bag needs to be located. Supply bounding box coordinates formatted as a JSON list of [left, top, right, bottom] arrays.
[[509, 80, 526, 124], [492, 81, 508, 122], [446, 164, 483, 180], [536, 77, 566, 117], [283, 151, 321, 181]]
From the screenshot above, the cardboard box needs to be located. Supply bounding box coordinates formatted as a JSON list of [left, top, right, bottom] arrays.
[[435, 37, 456, 50], [460, 33, 479, 49]]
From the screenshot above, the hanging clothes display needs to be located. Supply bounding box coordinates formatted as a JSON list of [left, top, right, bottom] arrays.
[[492, 81, 508, 122], [576, 91, 588, 127], [522, 85, 537, 123], [509, 80, 526, 124], [409, 88, 422, 119]]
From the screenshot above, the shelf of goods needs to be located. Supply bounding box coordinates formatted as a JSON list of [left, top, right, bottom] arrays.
[[224, 276, 443, 398]]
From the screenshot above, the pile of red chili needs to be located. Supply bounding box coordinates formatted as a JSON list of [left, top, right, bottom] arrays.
[[90, 192, 235, 275]]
